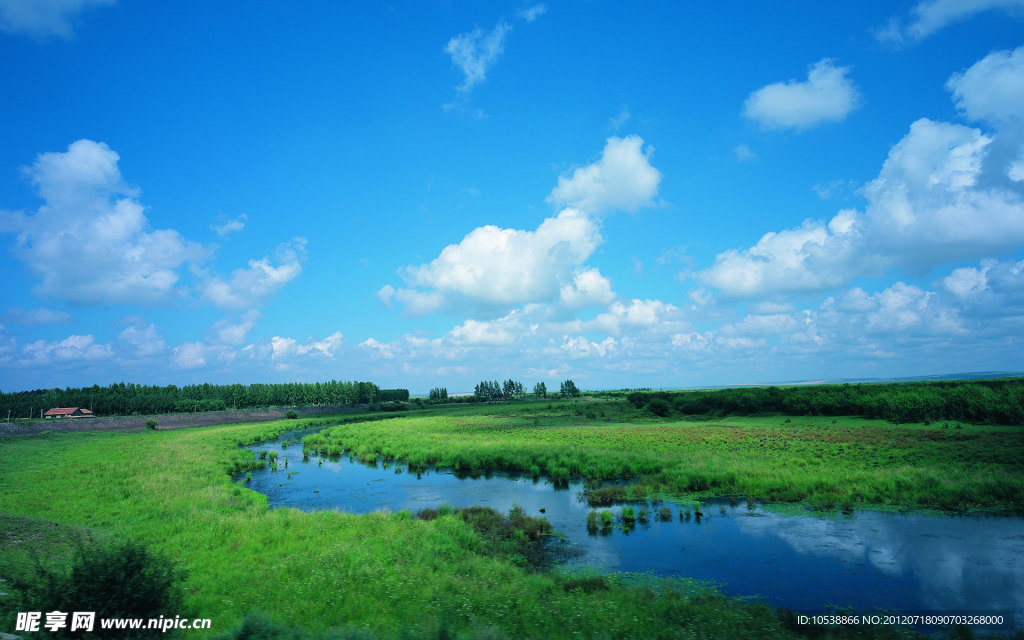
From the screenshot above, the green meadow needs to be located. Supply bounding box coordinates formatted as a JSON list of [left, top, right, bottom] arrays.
[[2, 395, 1022, 639]]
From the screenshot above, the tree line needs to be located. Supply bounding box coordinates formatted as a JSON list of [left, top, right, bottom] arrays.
[[0, 380, 408, 418], [626, 378, 1024, 425]]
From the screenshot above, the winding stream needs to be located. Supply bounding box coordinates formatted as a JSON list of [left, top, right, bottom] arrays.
[[237, 429, 1022, 631]]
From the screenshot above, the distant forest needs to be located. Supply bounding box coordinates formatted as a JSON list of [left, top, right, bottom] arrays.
[[626, 378, 1024, 425], [0, 381, 410, 419]]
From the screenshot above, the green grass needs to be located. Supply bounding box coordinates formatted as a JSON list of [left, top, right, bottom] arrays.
[[1, 401, 1020, 639], [302, 399, 1024, 513]]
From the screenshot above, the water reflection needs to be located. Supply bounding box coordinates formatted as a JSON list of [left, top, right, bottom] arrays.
[[239, 432, 1021, 627]]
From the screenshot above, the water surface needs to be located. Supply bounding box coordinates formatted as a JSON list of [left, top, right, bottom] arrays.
[[238, 430, 1022, 629]]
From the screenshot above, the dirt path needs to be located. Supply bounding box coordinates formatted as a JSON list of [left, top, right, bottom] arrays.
[[0, 405, 364, 437]]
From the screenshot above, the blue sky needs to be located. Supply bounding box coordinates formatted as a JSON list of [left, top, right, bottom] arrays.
[[1, 1, 1023, 393]]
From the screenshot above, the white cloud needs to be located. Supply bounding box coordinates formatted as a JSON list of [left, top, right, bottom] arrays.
[[393, 208, 602, 314], [200, 237, 307, 311], [0, 0, 114, 39], [359, 337, 396, 359], [821, 282, 963, 335], [942, 265, 989, 299], [210, 213, 248, 237], [117, 321, 166, 357], [861, 118, 1024, 263], [0, 140, 208, 305], [445, 21, 510, 93], [562, 335, 617, 358], [699, 215, 864, 297], [734, 144, 756, 162], [609, 107, 631, 131], [559, 268, 615, 309], [22, 334, 112, 364], [449, 318, 518, 346], [721, 313, 800, 337], [172, 342, 208, 369], [743, 59, 861, 131], [547, 136, 661, 214], [1010, 157, 1024, 182], [876, 0, 1024, 44], [2, 307, 72, 325], [946, 46, 1024, 124], [700, 115, 1024, 297], [518, 3, 546, 22], [579, 298, 686, 337], [210, 310, 261, 345], [270, 331, 343, 361]]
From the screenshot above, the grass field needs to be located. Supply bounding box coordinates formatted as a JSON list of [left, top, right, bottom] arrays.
[[1, 397, 1021, 639]]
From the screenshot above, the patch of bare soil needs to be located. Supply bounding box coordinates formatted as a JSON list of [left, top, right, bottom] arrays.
[[0, 405, 363, 437]]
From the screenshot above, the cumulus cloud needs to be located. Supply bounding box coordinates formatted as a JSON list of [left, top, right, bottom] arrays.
[[117, 321, 167, 357], [449, 318, 518, 346], [743, 59, 861, 131], [701, 109, 1024, 297], [875, 0, 1024, 45], [562, 335, 617, 358], [0, 0, 114, 39], [200, 237, 307, 311], [0, 140, 208, 305], [392, 208, 603, 314], [700, 215, 865, 297], [583, 299, 685, 336], [861, 118, 1024, 263], [821, 282, 963, 336], [22, 334, 112, 364], [172, 342, 209, 369], [559, 268, 615, 309], [270, 331, 343, 361], [946, 46, 1024, 124], [445, 21, 510, 94], [547, 136, 661, 214], [210, 310, 261, 345]]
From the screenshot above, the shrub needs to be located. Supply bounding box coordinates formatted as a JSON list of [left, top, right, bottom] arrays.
[[286, 410, 298, 419], [4, 536, 185, 638], [647, 398, 671, 417], [145, 419, 158, 430]]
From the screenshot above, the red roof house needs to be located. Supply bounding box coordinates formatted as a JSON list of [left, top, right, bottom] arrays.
[[43, 407, 95, 418]]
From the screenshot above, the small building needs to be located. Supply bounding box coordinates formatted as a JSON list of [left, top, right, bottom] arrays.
[[44, 407, 96, 419]]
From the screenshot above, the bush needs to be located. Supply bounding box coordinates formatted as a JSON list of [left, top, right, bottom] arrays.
[[145, 419, 158, 430], [647, 398, 671, 417], [286, 410, 298, 419], [4, 536, 185, 638]]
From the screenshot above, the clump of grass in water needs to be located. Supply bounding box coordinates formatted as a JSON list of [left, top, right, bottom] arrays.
[[637, 506, 650, 523], [413, 504, 554, 568], [586, 511, 599, 534], [599, 510, 614, 530], [658, 506, 672, 521], [582, 485, 628, 507], [621, 505, 636, 524]]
